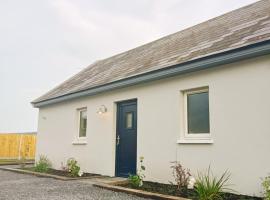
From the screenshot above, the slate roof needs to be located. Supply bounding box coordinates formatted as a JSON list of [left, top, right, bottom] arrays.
[[33, 0, 270, 104]]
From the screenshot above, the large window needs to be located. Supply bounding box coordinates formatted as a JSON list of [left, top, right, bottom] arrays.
[[187, 90, 209, 134], [78, 109, 87, 138]]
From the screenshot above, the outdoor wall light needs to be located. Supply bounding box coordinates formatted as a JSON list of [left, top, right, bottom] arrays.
[[97, 105, 107, 114]]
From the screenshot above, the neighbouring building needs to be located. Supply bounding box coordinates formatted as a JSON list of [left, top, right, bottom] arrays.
[[32, 0, 270, 196]]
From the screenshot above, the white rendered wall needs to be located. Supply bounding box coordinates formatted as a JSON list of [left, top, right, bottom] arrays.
[[36, 55, 270, 196]]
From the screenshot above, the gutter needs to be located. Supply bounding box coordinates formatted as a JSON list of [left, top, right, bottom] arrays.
[[32, 40, 270, 108]]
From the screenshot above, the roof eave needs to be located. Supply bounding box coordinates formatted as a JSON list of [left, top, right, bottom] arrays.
[[32, 40, 270, 108]]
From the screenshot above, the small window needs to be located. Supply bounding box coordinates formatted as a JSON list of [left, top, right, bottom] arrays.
[[79, 109, 87, 137], [187, 91, 209, 133], [178, 87, 212, 144], [125, 112, 133, 129]]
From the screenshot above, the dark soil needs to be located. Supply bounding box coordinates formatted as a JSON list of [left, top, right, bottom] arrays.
[[22, 167, 101, 178], [122, 181, 262, 200], [47, 168, 100, 177]]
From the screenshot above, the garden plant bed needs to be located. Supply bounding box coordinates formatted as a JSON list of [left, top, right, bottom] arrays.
[[20, 167, 101, 179], [120, 181, 262, 200]]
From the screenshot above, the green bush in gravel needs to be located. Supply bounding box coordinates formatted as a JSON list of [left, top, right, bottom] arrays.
[[66, 158, 80, 177], [34, 155, 52, 173]]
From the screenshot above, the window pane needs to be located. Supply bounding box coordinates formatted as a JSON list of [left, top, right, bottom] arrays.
[[187, 92, 209, 133], [126, 112, 133, 129], [79, 110, 87, 137]]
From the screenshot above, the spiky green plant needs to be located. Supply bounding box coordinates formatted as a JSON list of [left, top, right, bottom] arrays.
[[194, 167, 232, 200]]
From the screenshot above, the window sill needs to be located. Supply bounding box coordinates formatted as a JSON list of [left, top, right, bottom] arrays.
[[72, 140, 87, 145], [177, 139, 214, 144]]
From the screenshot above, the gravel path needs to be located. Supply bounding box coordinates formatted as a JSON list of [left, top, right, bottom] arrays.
[[0, 169, 150, 200]]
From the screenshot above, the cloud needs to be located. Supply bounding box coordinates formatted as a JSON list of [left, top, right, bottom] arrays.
[[50, 0, 97, 32]]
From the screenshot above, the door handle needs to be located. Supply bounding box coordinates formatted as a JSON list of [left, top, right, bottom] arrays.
[[117, 135, 120, 146]]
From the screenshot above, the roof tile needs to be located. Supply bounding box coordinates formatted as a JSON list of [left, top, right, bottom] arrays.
[[34, 0, 270, 103]]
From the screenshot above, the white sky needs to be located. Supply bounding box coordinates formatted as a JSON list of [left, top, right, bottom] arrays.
[[0, 0, 257, 132]]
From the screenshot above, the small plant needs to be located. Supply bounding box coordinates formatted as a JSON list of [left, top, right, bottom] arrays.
[[171, 161, 192, 189], [128, 174, 142, 187], [194, 167, 232, 200], [19, 155, 27, 168], [128, 156, 146, 187], [61, 161, 68, 171], [19, 146, 28, 168], [262, 175, 270, 200], [66, 158, 81, 177], [34, 155, 52, 173]]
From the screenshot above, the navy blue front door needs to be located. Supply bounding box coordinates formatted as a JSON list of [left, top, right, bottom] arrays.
[[116, 100, 137, 177]]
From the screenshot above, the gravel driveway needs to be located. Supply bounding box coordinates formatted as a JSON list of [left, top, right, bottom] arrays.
[[0, 169, 150, 200]]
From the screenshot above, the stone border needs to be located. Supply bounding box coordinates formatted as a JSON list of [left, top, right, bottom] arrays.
[[0, 161, 34, 166], [0, 167, 101, 181], [93, 183, 191, 200]]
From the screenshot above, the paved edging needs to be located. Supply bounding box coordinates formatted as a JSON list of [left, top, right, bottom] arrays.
[[0, 167, 101, 181], [0, 162, 34, 166], [93, 183, 191, 200]]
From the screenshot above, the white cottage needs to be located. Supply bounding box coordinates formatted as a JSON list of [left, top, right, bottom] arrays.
[[32, 0, 270, 196]]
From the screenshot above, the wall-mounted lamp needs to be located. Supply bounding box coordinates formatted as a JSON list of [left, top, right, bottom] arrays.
[[97, 105, 107, 114]]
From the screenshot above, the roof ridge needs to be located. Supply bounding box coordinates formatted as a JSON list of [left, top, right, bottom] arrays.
[[96, 0, 264, 63]]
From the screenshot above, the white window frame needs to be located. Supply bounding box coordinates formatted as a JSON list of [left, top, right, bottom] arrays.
[[178, 87, 213, 144], [73, 107, 87, 145]]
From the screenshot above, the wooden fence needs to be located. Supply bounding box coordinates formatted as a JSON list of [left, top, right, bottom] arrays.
[[0, 133, 36, 159]]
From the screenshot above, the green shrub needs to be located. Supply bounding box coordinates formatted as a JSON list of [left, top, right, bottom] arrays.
[[66, 158, 80, 177], [128, 156, 146, 187], [128, 174, 142, 187], [262, 176, 270, 200], [34, 155, 52, 173], [194, 167, 232, 200]]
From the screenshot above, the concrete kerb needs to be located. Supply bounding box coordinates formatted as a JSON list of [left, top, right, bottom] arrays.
[[0, 167, 101, 181], [93, 183, 191, 200]]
